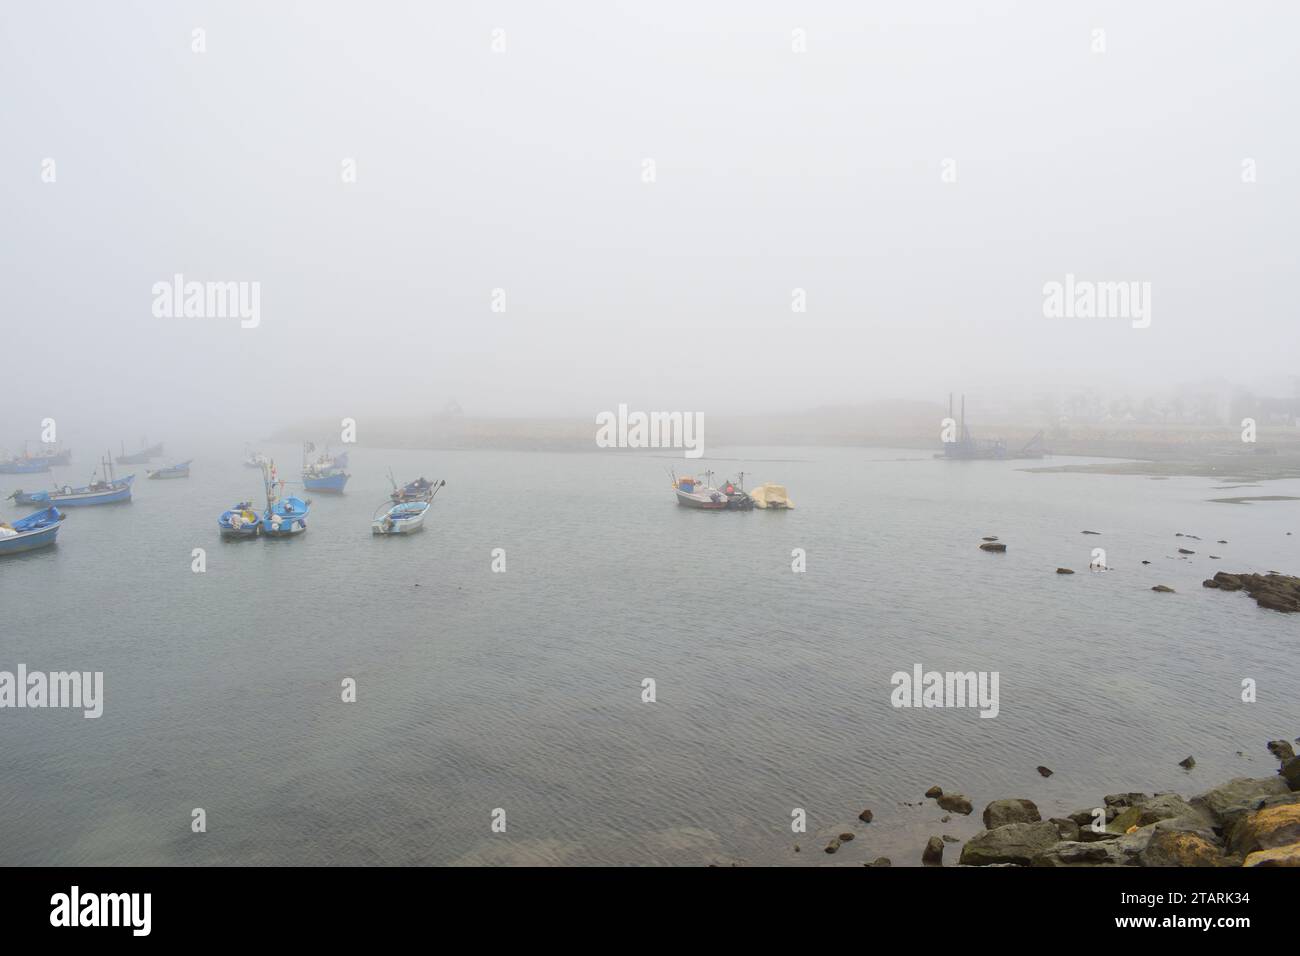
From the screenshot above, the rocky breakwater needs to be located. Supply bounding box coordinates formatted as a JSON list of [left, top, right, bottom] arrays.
[[956, 752, 1300, 867], [1203, 571, 1300, 613]]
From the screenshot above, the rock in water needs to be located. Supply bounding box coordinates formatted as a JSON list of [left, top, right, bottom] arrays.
[[1037, 765, 1054, 777], [922, 836, 944, 865], [982, 799, 1042, 829], [982, 536, 998, 541], [1268, 740, 1297, 762], [838, 832, 855, 842], [824, 839, 841, 854], [869, 857, 892, 867], [979, 542, 1007, 553], [858, 808, 873, 823], [1281, 756, 1300, 791], [936, 793, 974, 815], [1056, 568, 1074, 575], [1178, 548, 1195, 555], [959, 822, 1061, 866], [924, 786, 943, 799], [1179, 756, 1196, 769], [1152, 585, 1176, 593]]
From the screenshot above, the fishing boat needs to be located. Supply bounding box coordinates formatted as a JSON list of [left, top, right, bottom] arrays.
[[372, 500, 431, 535], [219, 461, 310, 538], [217, 501, 262, 539], [116, 439, 164, 465], [0, 506, 65, 556], [301, 443, 349, 494], [46, 456, 134, 507], [242, 445, 268, 469], [147, 460, 192, 480], [39, 446, 72, 467], [260, 460, 309, 536], [0, 454, 52, 475], [750, 482, 794, 510], [388, 471, 440, 503], [671, 470, 728, 509]]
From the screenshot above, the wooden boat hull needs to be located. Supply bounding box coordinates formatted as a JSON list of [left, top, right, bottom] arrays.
[[50, 477, 134, 507], [372, 502, 429, 534], [675, 489, 727, 509], [303, 472, 349, 493], [0, 459, 52, 475], [0, 508, 64, 555]]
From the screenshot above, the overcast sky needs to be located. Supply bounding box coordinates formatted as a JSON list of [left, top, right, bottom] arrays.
[[2, 1, 1296, 445]]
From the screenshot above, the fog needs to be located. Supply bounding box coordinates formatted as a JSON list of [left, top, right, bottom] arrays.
[[2, 1, 1297, 449]]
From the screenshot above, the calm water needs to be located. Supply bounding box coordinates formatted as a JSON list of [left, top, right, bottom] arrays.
[[1, 445, 1297, 866]]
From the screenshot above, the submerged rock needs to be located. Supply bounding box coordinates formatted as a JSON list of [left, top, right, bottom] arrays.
[[858, 808, 873, 823], [1152, 585, 1176, 593], [1056, 568, 1074, 574], [1037, 765, 1054, 777], [868, 856, 892, 867], [824, 839, 841, 854], [936, 793, 973, 815], [979, 542, 1007, 553], [1179, 756, 1196, 769]]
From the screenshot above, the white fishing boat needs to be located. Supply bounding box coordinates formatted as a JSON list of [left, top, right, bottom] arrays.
[[671, 469, 727, 509], [371, 500, 430, 535]]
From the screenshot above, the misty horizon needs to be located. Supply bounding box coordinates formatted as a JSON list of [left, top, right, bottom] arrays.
[[3, 2, 1297, 444]]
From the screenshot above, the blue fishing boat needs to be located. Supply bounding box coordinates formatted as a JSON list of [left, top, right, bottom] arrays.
[[302, 443, 350, 494], [0, 506, 65, 556], [147, 459, 192, 480], [47, 455, 134, 507], [219, 461, 310, 538], [0, 455, 52, 475]]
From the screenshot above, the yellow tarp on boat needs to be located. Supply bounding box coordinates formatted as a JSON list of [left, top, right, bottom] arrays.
[[751, 483, 793, 509]]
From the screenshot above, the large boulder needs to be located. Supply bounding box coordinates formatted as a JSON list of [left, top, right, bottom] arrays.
[[1281, 756, 1300, 791], [1032, 829, 1153, 867], [1228, 803, 1300, 855], [982, 799, 1042, 829], [1190, 777, 1291, 827], [1138, 830, 1225, 867], [1104, 792, 1147, 809], [959, 822, 1060, 866], [922, 836, 944, 865], [1243, 843, 1300, 867]]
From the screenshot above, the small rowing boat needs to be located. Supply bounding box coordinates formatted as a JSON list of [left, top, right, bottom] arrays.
[[372, 500, 430, 535], [388, 471, 441, 503], [218, 502, 262, 539], [0, 507, 65, 555]]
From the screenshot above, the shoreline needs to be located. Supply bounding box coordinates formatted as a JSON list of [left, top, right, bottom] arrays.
[[802, 744, 1300, 867]]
